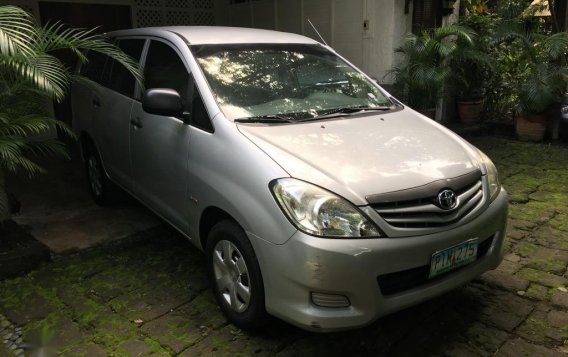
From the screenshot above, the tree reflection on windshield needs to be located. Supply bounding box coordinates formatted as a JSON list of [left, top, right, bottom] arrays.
[[192, 44, 391, 121]]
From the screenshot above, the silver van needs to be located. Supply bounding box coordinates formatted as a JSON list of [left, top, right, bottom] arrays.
[[72, 26, 508, 332]]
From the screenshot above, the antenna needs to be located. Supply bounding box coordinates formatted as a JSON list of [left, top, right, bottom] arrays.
[[307, 19, 328, 46]]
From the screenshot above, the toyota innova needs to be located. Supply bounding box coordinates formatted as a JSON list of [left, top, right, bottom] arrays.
[[71, 26, 508, 332]]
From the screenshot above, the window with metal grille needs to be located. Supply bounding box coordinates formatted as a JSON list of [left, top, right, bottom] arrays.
[[412, 0, 443, 33]]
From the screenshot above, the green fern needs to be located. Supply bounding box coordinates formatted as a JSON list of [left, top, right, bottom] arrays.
[[389, 25, 477, 109], [492, 18, 568, 114], [0, 5, 143, 220]]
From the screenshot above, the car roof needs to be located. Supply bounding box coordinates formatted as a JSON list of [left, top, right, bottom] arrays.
[[108, 26, 321, 45]]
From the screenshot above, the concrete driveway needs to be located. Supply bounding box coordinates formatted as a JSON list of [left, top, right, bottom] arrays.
[[1, 136, 568, 356]]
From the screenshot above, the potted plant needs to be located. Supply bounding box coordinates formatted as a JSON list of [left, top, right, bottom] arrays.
[[515, 59, 567, 141], [495, 25, 568, 141], [390, 25, 477, 119], [447, 13, 495, 123], [0, 5, 142, 274]]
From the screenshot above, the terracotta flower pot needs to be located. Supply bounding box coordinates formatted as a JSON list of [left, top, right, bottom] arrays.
[[457, 100, 483, 124], [515, 113, 546, 142]]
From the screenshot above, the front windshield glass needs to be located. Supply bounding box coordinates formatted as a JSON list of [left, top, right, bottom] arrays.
[[191, 44, 391, 121]]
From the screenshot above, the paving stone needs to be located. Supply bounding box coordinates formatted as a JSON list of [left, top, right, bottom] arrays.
[[141, 293, 227, 353], [462, 322, 509, 354], [109, 282, 197, 323], [508, 202, 557, 225], [515, 305, 560, 344], [509, 219, 537, 232], [0, 290, 59, 326], [512, 243, 568, 274], [533, 226, 568, 251], [549, 213, 568, 232], [525, 284, 550, 301], [47, 253, 111, 284], [504, 253, 521, 262], [540, 182, 568, 194], [529, 191, 568, 206], [509, 193, 530, 204], [547, 309, 568, 328], [496, 337, 565, 356], [481, 260, 529, 292], [81, 264, 150, 303], [179, 324, 285, 357], [475, 291, 534, 332], [23, 316, 87, 354], [274, 338, 327, 357], [503, 174, 541, 195], [56, 285, 98, 318], [550, 290, 568, 309], [544, 309, 568, 343], [59, 343, 108, 357], [516, 268, 568, 288], [117, 339, 157, 356], [446, 343, 490, 357]]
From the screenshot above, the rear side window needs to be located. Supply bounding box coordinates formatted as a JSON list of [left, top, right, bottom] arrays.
[[104, 39, 145, 97], [144, 40, 190, 100], [80, 50, 109, 85]]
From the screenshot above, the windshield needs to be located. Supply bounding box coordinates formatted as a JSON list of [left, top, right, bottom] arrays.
[[191, 44, 392, 121]]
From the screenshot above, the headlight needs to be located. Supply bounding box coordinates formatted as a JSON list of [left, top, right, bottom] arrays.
[[270, 178, 381, 238], [479, 151, 500, 202]]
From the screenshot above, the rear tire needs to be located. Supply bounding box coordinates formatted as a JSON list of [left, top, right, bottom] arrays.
[[84, 145, 120, 206], [206, 220, 267, 329]]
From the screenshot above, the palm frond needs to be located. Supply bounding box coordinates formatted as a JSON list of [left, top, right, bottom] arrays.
[[0, 6, 36, 58], [37, 23, 144, 87], [25, 139, 69, 160], [0, 135, 46, 175], [543, 32, 568, 61]]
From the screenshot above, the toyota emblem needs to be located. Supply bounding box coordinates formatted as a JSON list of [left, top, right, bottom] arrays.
[[437, 189, 458, 210]]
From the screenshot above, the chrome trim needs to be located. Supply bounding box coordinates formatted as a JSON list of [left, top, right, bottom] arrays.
[[366, 170, 481, 204], [372, 177, 484, 229]]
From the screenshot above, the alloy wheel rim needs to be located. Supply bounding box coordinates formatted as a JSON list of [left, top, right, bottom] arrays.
[[87, 157, 102, 197], [212, 240, 251, 313]]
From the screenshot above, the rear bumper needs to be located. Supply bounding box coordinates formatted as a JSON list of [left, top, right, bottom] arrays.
[[249, 188, 508, 332]]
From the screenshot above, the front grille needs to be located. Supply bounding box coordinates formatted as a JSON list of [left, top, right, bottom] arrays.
[[371, 179, 484, 229], [377, 235, 494, 296]]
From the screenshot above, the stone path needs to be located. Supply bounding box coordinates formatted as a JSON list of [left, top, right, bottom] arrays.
[[1, 137, 568, 356]]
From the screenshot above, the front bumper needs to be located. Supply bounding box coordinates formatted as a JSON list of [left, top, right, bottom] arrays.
[[249, 188, 508, 332]]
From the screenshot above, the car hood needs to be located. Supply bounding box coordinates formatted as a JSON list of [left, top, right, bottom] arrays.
[[237, 109, 481, 205]]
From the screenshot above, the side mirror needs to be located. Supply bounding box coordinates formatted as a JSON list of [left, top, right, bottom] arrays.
[[142, 88, 185, 118]]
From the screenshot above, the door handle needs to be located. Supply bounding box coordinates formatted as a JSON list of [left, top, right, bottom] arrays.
[[92, 97, 101, 107], [130, 117, 143, 129]]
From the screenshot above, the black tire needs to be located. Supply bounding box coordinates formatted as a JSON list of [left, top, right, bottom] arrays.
[[84, 145, 120, 206], [206, 220, 267, 329]]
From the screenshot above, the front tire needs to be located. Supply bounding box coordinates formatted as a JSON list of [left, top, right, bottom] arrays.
[[206, 220, 266, 329]]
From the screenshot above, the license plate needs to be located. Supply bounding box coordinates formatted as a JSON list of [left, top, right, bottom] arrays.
[[429, 239, 478, 279]]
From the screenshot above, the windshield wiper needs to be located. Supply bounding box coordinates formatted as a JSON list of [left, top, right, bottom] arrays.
[[234, 114, 296, 123], [308, 105, 394, 120]]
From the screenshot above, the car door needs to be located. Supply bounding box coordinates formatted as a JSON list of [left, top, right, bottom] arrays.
[[129, 39, 193, 232], [92, 38, 145, 190]]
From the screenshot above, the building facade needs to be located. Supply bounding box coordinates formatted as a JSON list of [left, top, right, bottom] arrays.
[[1, 0, 459, 85]]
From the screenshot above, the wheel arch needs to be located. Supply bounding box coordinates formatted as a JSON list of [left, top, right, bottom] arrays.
[[79, 131, 96, 161], [199, 206, 236, 251]]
